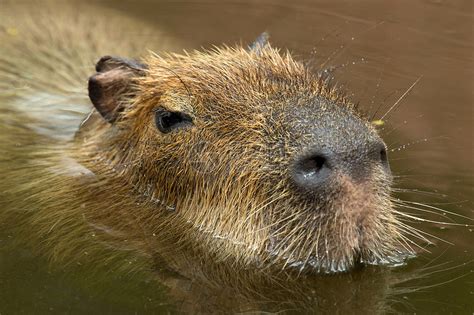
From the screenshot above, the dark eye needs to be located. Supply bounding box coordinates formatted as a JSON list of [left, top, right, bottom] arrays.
[[154, 108, 193, 134]]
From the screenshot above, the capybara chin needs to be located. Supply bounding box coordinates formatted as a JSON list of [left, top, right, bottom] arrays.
[[0, 2, 413, 278]]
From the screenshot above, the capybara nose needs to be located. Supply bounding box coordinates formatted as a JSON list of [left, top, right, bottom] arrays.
[[291, 150, 334, 192], [291, 141, 390, 191]]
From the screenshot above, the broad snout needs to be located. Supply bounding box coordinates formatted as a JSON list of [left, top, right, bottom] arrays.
[[291, 139, 390, 192]]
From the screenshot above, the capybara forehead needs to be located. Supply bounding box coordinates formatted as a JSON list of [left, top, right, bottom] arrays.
[[136, 45, 349, 116]]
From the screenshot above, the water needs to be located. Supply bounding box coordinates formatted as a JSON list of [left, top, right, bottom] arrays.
[[0, 0, 473, 313]]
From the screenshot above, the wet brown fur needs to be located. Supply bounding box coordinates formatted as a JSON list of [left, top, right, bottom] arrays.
[[76, 45, 407, 272], [0, 0, 411, 283]]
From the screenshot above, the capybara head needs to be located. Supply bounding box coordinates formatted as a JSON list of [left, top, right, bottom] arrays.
[[85, 38, 411, 273]]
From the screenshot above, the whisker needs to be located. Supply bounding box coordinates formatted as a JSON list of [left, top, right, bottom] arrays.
[[395, 199, 473, 222], [243, 192, 290, 224], [418, 259, 474, 278], [395, 221, 433, 247], [371, 89, 399, 122], [393, 210, 467, 227], [258, 210, 304, 234], [392, 188, 448, 198], [403, 268, 474, 292], [397, 232, 428, 253], [299, 220, 324, 273], [379, 75, 423, 121], [393, 203, 457, 224], [394, 215, 454, 245], [420, 259, 453, 272]]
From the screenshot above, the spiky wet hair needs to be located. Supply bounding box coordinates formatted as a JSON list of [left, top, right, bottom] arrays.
[[80, 40, 411, 273]]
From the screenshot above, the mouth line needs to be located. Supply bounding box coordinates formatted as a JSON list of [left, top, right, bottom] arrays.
[[267, 240, 413, 274], [192, 216, 414, 274], [283, 252, 411, 274]]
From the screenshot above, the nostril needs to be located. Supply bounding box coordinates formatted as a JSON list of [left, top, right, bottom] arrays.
[[292, 153, 332, 190], [299, 155, 326, 178], [380, 148, 388, 164], [371, 141, 389, 166]]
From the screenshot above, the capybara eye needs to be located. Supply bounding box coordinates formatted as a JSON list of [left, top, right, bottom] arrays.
[[154, 108, 193, 134]]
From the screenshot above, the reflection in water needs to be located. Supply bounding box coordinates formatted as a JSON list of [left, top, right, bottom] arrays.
[[0, 0, 473, 313]]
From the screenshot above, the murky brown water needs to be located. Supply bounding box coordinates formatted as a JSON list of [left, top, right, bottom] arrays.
[[0, 0, 473, 313]]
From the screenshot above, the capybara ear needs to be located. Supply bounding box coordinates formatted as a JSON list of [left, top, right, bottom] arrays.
[[248, 32, 270, 53], [88, 56, 146, 123]]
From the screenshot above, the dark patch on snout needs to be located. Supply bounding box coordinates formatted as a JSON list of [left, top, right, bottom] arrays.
[[285, 98, 392, 196], [291, 140, 390, 194]]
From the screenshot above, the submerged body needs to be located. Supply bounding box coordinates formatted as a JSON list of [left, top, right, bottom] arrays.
[[0, 0, 414, 306]]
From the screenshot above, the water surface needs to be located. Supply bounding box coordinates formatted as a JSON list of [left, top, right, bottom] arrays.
[[0, 0, 472, 313]]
